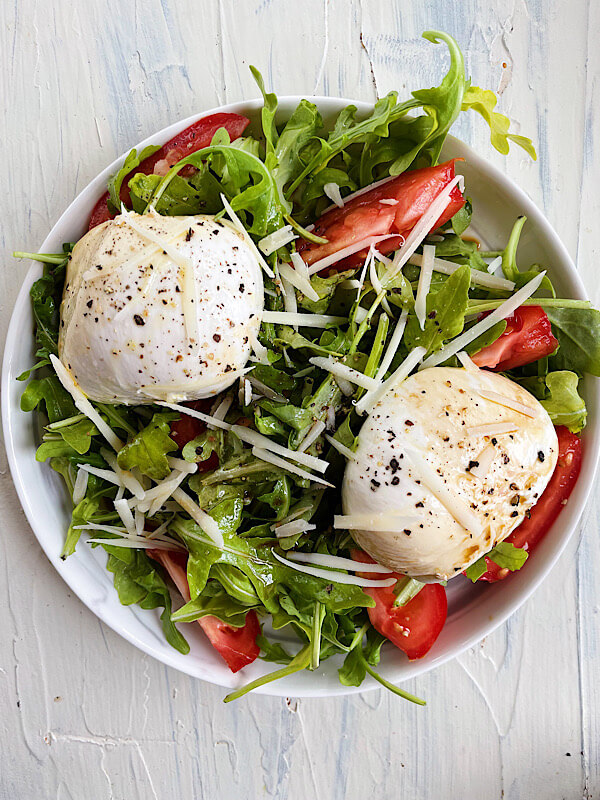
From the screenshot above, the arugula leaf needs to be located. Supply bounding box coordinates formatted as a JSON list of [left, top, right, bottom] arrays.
[[297, 270, 354, 314], [539, 371, 587, 432], [461, 85, 537, 159], [404, 264, 471, 355], [546, 307, 600, 377], [107, 145, 160, 211], [129, 169, 224, 216], [62, 497, 101, 558], [256, 635, 293, 664], [464, 558, 487, 582], [451, 197, 472, 236], [487, 541, 529, 571], [21, 375, 76, 423], [105, 547, 189, 653], [55, 417, 98, 454], [117, 413, 178, 480], [172, 583, 257, 627]]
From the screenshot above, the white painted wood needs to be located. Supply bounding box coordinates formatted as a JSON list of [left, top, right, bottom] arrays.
[[1, 1, 598, 797]]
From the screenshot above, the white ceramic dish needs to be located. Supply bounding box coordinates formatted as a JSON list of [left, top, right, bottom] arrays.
[[3, 97, 599, 698]]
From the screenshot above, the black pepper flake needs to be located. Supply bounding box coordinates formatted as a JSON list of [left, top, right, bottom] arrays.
[[403, 529, 411, 536], [510, 495, 520, 506], [391, 476, 400, 486], [86, 299, 93, 309], [213, 334, 221, 342], [466, 460, 479, 472], [415, 501, 424, 508], [510, 510, 519, 518], [405, 419, 414, 427], [538, 451, 545, 462], [134, 314, 145, 326], [427, 310, 437, 319], [389, 457, 399, 473], [370, 479, 380, 489], [239, 283, 245, 293], [503, 454, 510, 464], [185, 228, 194, 241]]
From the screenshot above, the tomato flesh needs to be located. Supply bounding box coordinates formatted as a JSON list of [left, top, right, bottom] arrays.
[[148, 549, 260, 673], [297, 160, 465, 271], [351, 549, 447, 660], [477, 427, 582, 582], [88, 112, 250, 230], [472, 306, 558, 372], [169, 399, 219, 472]]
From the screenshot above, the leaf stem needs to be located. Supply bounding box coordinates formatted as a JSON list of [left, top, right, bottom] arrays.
[[223, 645, 311, 702]]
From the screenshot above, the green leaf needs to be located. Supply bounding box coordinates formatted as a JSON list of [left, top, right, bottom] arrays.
[[117, 413, 178, 480], [106, 548, 189, 654], [404, 264, 471, 355], [21, 375, 76, 423], [129, 169, 224, 216], [451, 197, 472, 236], [464, 557, 487, 582], [172, 584, 256, 627], [487, 541, 529, 571], [539, 371, 587, 432], [546, 307, 600, 377], [62, 497, 101, 558], [462, 85, 537, 160], [256, 635, 293, 664], [56, 417, 98, 454], [107, 145, 161, 211], [338, 644, 366, 686], [298, 270, 354, 315]]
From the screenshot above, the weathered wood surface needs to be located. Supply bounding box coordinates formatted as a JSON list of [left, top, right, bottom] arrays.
[[1, 1, 599, 797]]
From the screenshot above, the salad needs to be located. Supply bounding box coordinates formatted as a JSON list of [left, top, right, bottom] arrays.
[[15, 30, 599, 703]]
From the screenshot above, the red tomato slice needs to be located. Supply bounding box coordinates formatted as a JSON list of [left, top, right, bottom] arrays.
[[88, 112, 250, 230], [477, 427, 582, 582], [148, 549, 260, 673], [351, 549, 447, 660], [168, 399, 219, 472], [472, 306, 558, 372], [297, 160, 465, 271]]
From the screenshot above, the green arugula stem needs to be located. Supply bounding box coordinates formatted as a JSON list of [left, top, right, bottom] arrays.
[[13, 251, 68, 265], [310, 601, 326, 670], [360, 654, 426, 705], [223, 645, 312, 702], [392, 577, 425, 607], [467, 298, 591, 314], [479, 250, 503, 258]]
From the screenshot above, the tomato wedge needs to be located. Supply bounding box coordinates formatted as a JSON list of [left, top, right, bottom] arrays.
[[88, 112, 250, 230], [472, 306, 558, 372], [297, 160, 465, 271], [169, 399, 219, 472], [148, 549, 260, 673], [351, 549, 447, 660], [477, 427, 582, 582]]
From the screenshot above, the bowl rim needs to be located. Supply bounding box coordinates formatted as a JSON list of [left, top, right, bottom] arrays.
[[3, 94, 599, 698]]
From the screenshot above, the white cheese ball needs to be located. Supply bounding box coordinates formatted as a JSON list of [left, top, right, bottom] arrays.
[[342, 366, 558, 580], [58, 212, 263, 404]]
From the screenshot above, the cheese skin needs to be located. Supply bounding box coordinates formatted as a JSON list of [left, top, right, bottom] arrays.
[[58, 212, 263, 404], [342, 367, 558, 580]]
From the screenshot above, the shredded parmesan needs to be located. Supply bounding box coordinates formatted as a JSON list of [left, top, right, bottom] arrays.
[[278, 260, 319, 302], [467, 422, 519, 436], [252, 447, 334, 488], [333, 512, 420, 531], [231, 425, 327, 473], [134, 508, 145, 537], [321, 173, 396, 210], [415, 244, 435, 330], [86, 537, 184, 552], [469, 444, 496, 480], [324, 434, 357, 461], [273, 506, 313, 528], [457, 350, 479, 372], [166, 456, 198, 474], [297, 420, 326, 453], [262, 310, 347, 327], [77, 463, 123, 488], [420, 272, 546, 369], [379, 198, 399, 206], [247, 375, 287, 402], [50, 355, 123, 450], [258, 226, 298, 256], [101, 448, 146, 499], [281, 275, 298, 325], [212, 394, 233, 424], [171, 487, 224, 547], [353, 306, 368, 324], [368, 246, 392, 315], [309, 357, 378, 391], [114, 498, 136, 535], [272, 550, 396, 587], [72, 468, 89, 506], [477, 390, 537, 418], [248, 330, 270, 365], [306, 234, 398, 276], [323, 182, 344, 208], [155, 401, 232, 431], [383, 175, 463, 283], [487, 255, 503, 275], [271, 519, 316, 538], [408, 252, 515, 292], [375, 308, 408, 381], [286, 552, 392, 573], [403, 446, 483, 534], [355, 345, 426, 416], [219, 193, 274, 278]]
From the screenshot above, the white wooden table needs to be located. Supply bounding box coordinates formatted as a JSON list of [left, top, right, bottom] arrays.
[[1, 2, 599, 797]]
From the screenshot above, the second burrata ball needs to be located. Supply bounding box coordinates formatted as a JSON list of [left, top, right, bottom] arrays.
[[58, 211, 263, 404], [342, 366, 558, 580]]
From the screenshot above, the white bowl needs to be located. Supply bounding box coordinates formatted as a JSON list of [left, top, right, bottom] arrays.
[[3, 97, 599, 698]]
